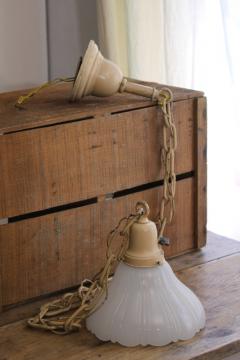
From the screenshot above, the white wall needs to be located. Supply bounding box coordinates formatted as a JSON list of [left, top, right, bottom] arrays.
[[0, 0, 48, 92]]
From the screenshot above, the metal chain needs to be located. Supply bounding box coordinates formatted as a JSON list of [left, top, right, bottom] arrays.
[[156, 89, 177, 239], [27, 88, 176, 334]]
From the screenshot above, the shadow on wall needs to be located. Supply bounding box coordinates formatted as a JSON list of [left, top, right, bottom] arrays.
[[47, 0, 98, 79]]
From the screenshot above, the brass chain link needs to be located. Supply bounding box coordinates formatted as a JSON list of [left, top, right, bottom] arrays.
[[27, 88, 177, 334], [156, 89, 177, 239]]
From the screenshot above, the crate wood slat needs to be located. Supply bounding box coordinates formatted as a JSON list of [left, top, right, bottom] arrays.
[[0, 82, 203, 134], [0, 178, 194, 307], [195, 97, 207, 248], [0, 99, 195, 219], [1, 251, 240, 360]]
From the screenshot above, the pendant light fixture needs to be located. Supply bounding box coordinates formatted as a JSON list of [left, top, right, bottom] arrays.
[[27, 40, 206, 347]]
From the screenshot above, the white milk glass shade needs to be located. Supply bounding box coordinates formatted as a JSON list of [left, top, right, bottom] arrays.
[[86, 261, 205, 347]]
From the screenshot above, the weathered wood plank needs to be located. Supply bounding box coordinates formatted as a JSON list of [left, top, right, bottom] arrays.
[[0, 179, 194, 307], [0, 99, 194, 218], [194, 97, 207, 248], [0, 253, 239, 360], [223, 354, 240, 360], [0, 81, 203, 134], [168, 231, 240, 271]]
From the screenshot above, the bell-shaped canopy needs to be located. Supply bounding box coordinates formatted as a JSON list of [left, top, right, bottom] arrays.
[[71, 40, 123, 101]]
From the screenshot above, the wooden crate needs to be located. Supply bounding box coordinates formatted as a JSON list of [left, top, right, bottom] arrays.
[[0, 82, 207, 311]]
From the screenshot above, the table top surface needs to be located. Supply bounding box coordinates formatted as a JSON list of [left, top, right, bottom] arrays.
[[1, 232, 240, 360]]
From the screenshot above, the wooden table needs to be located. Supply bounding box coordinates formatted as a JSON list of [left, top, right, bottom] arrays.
[[1, 232, 240, 360]]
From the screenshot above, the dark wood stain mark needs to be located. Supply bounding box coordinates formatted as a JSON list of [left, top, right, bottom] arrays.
[[91, 144, 103, 150]]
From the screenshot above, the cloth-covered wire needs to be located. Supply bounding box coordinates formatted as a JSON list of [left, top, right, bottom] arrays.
[[15, 77, 74, 109]]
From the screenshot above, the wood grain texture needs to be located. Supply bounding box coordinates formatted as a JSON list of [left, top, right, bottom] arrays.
[[0, 81, 203, 134], [0, 253, 239, 360], [195, 97, 207, 248], [169, 231, 240, 271], [0, 99, 194, 218], [0, 178, 194, 307], [223, 354, 240, 360], [1, 232, 239, 327]]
